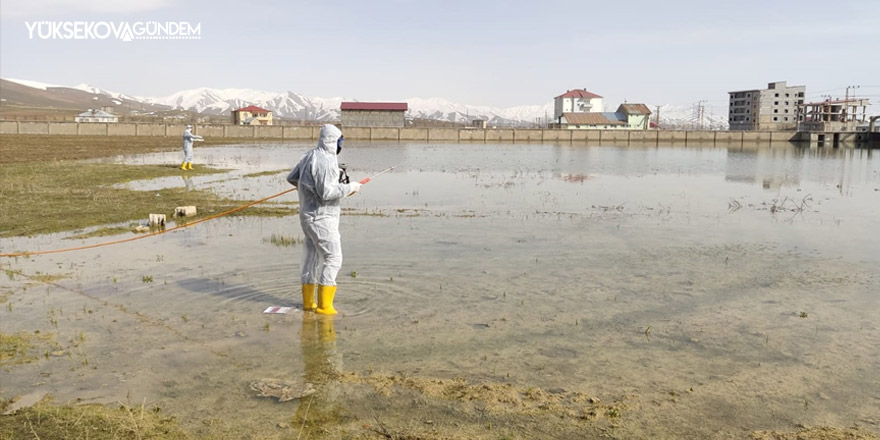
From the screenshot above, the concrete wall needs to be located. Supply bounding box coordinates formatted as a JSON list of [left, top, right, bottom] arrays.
[[343, 127, 371, 140], [371, 128, 400, 140], [542, 130, 571, 142], [603, 130, 629, 142], [77, 123, 107, 135], [428, 128, 459, 141], [571, 130, 601, 142], [3, 122, 868, 149], [107, 123, 137, 136], [770, 131, 797, 143], [400, 128, 428, 141], [166, 124, 187, 137], [254, 125, 283, 138], [48, 122, 78, 135], [659, 130, 688, 143], [0, 121, 19, 134], [136, 123, 166, 136], [486, 129, 514, 142], [514, 129, 543, 142], [629, 130, 658, 143], [283, 126, 314, 139], [686, 131, 714, 144], [226, 125, 254, 138], [19, 122, 50, 134], [460, 129, 486, 141], [196, 125, 224, 137], [742, 131, 771, 143], [715, 131, 743, 143]]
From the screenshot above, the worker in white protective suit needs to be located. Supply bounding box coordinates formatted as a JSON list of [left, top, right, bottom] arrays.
[[287, 124, 362, 315], [181, 125, 204, 170]]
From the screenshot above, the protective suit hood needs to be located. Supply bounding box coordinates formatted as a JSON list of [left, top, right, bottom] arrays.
[[317, 124, 342, 156]]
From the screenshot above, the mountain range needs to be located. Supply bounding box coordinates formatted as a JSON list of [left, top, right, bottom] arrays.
[[0, 77, 729, 129]]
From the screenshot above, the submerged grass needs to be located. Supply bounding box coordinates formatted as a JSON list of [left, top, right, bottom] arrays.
[[0, 397, 191, 440], [0, 163, 236, 237], [0, 135, 299, 238], [64, 226, 134, 240], [0, 134, 281, 165], [0, 331, 55, 366]]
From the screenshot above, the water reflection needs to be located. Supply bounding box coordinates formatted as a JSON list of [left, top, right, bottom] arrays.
[[295, 315, 341, 431]]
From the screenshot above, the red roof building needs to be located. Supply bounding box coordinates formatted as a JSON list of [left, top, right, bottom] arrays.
[[554, 89, 605, 122], [233, 105, 272, 113], [555, 89, 603, 99], [231, 105, 273, 125]]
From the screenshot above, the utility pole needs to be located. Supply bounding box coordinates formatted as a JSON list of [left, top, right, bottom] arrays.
[[655, 105, 661, 129], [698, 100, 707, 130], [844, 85, 859, 130]]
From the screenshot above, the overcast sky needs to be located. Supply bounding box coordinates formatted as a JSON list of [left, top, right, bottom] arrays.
[[1, 0, 878, 110]]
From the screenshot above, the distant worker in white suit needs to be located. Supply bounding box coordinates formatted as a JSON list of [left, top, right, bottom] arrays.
[[181, 124, 204, 170], [286, 124, 362, 315]]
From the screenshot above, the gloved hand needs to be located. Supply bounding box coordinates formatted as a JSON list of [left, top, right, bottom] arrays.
[[347, 182, 362, 196]]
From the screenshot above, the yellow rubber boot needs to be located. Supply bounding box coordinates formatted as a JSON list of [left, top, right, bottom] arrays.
[[187, 162, 194, 170], [180, 162, 187, 170], [302, 283, 317, 312], [316, 285, 338, 315]]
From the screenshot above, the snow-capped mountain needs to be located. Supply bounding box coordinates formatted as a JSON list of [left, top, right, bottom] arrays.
[[1, 77, 728, 128]]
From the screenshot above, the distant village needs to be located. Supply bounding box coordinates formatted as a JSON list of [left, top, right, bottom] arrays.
[[73, 83, 875, 136], [2, 78, 877, 139]]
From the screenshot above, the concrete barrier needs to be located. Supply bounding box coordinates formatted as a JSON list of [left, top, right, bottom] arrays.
[[0, 121, 18, 134], [136, 123, 166, 136], [254, 125, 283, 138], [77, 123, 107, 135], [48, 122, 78, 135], [400, 128, 428, 141], [428, 128, 459, 141], [166, 124, 188, 137], [770, 131, 797, 143], [512, 129, 542, 142], [743, 131, 771, 143], [226, 125, 254, 138], [283, 126, 313, 139], [196, 125, 224, 137], [686, 131, 714, 145], [19, 122, 50, 134], [628, 130, 658, 143], [715, 131, 743, 143], [659, 130, 687, 143], [486, 129, 514, 142], [0, 123, 843, 148], [459, 129, 485, 141], [371, 128, 399, 140], [603, 130, 629, 142], [342, 127, 370, 140], [107, 123, 137, 136], [571, 130, 601, 142], [542, 129, 571, 142]]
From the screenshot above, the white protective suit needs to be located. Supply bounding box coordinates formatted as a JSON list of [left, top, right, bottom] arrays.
[[287, 124, 359, 286], [182, 127, 203, 162]]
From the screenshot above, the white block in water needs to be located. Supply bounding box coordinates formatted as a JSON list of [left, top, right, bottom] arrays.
[[175, 206, 197, 217], [149, 213, 166, 226]]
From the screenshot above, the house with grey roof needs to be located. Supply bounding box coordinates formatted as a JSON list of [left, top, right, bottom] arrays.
[[75, 109, 118, 123]]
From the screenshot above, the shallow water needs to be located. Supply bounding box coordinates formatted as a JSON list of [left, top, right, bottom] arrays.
[[2, 142, 879, 439]]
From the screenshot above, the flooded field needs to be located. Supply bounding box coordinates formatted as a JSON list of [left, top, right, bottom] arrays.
[[2, 142, 879, 439]]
